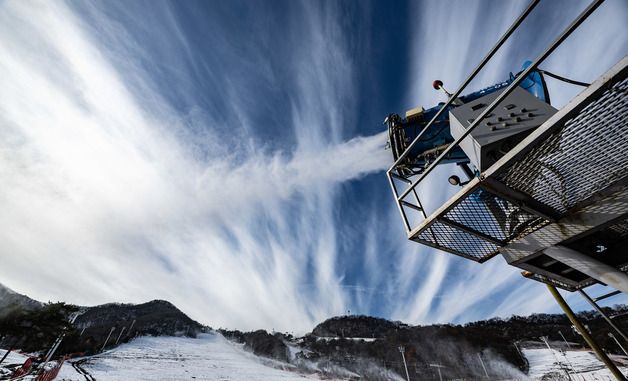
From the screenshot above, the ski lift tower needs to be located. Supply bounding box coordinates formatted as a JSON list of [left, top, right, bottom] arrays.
[[385, 0, 627, 377]]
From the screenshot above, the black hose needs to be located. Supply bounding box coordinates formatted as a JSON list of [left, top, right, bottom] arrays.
[[538, 69, 591, 87]]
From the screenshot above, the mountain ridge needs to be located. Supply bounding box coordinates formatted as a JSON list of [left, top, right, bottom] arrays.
[[0, 283, 43, 318], [2, 286, 627, 380]]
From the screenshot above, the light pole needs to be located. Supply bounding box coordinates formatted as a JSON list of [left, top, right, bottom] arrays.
[[127, 319, 136, 338], [428, 363, 444, 381], [477, 353, 490, 380], [398, 346, 410, 381], [115, 326, 127, 345], [541, 336, 572, 381], [559, 330, 572, 349], [557, 331, 581, 380], [101, 327, 116, 352], [608, 332, 628, 357]]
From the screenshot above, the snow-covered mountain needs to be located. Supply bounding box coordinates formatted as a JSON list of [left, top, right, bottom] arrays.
[[2, 287, 628, 380], [0, 289, 205, 356], [0, 283, 42, 318], [73, 299, 205, 347]]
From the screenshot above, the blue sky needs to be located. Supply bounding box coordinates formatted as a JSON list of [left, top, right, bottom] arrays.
[[0, 0, 627, 332]]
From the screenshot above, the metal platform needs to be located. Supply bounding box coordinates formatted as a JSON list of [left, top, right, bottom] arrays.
[[394, 56, 628, 291], [385, 2, 627, 373]]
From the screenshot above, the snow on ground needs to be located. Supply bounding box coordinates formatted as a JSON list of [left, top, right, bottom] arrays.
[[56, 333, 324, 381], [6, 339, 628, 381], [0, 349, 29, 378], [315, 337, 377, 343], [0, 348, 28, 366], [524, 347, 628, 381]]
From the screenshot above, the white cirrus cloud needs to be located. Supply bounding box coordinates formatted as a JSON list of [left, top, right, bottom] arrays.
[[0, 0, 388, 332]]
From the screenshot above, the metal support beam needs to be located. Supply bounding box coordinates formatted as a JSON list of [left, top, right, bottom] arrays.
[[546, 284, 626, 381], [518, 262, 581, 289], [501, 182, 628, 265], [438, 216, 506, 246], [579, 290, 628, 343], [401, 200, 423, 212], [390, 172, 412, 184], [481, 178, 560, 222], [596, 290, 623, 302], [388, 171, 411, 233], [544, 246, 628, 294]]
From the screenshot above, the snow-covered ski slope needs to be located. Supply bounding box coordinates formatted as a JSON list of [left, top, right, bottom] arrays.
[[53, 337, 627, 381], [4, 337, 628, 380], [524, 348, 628, 380], [0, 349, 31, 378], [56, 334, 317, 381]]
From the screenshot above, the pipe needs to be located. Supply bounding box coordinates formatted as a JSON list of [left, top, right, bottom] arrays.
[[546, 284, 626, 380], [544, 246, 628, 294]]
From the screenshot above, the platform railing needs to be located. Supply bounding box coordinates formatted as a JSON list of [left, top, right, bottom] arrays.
[[387, 0, 605, 237]]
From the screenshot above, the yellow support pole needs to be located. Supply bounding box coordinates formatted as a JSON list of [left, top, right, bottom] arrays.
[[546, 284, 626, 381]]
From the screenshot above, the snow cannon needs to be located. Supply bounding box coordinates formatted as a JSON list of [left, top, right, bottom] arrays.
[[386, 61, 551, 176]]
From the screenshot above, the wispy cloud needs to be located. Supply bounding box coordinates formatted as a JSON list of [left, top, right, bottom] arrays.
[[1, 0, 626, 334], [0, 0, 386, 332]]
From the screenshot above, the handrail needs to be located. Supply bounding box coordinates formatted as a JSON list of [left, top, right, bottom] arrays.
[[387, 0, 540, 172], [394, 0, 604, 205], [386, 0, 540, 233]]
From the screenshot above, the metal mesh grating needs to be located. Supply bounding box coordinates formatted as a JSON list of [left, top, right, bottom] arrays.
[[443, 188, 549, 243], [608, 219, 628, 237], [397, 58, 626, 271], [526, 272, 595, 291], [497, 78, 628, 214], [414, 220, 498, 261]]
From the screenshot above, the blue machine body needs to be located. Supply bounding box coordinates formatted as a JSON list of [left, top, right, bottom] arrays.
[[388, 62, 550, 175]]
